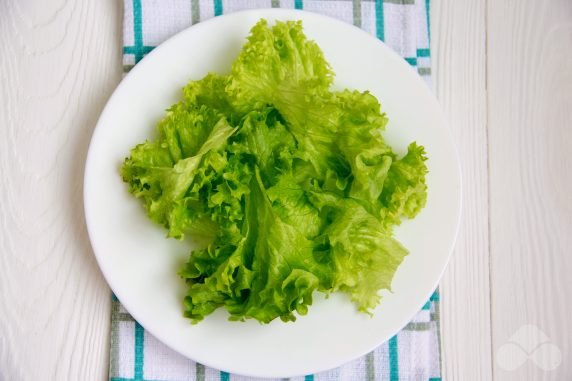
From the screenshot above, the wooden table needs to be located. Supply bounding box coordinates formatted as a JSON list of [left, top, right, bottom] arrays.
[[1, 1, 570, 380]]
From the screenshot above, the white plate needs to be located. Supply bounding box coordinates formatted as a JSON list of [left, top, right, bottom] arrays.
[[84, 9, 461, 378]]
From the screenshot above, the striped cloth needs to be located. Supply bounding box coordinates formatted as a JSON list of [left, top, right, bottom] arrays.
[[113, 1, 439, 380]]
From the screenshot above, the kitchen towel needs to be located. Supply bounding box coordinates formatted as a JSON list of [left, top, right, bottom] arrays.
[[112, 1, 439, 380]]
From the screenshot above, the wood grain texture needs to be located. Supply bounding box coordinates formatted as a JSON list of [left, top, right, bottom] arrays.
[[432, 1, 493, 380], [0, 0, 122, 380], [487, 0, 572, 379]]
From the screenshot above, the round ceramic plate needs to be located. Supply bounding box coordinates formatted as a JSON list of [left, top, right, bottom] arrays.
[[84, 9, 461, 378]]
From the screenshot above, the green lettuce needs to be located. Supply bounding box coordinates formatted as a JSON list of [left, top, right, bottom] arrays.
[[121, 19, 428, 324]]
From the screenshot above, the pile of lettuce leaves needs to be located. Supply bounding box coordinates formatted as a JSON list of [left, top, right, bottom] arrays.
[[121, 19, 428, 324]]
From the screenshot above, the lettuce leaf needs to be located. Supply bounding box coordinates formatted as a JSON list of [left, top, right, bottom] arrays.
[[121, 19, 428, 324]]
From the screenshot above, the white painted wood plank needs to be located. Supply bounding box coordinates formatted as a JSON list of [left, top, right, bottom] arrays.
[[0, 0, 122, 380], [432, 1, 493, 380], [487, 0, 572, 379]]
